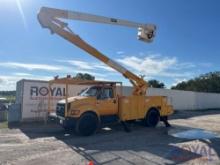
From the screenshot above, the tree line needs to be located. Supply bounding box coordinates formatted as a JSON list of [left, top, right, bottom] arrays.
[[171, 72, 220, 93], [147, 72, 220, 93], [0, 91, 16, 97]]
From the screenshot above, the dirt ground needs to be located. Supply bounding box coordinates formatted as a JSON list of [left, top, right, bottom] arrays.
[[1, 110, 220, 165]]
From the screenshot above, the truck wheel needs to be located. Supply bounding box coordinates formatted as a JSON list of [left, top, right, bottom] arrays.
[[75, 113, 99, 136], [144, 108, 160, 127]]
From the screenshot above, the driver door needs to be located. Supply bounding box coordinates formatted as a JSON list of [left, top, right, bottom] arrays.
[[96, 87, 118, 116]]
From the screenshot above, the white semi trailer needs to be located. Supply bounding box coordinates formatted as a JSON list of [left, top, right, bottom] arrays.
[[15, 79, 86, 121]]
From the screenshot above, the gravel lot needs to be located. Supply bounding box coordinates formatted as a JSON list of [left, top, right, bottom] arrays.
[[1, 110, 220, 165]]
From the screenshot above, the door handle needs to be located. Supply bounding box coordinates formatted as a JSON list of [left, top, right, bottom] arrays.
[[113, 99, 116, 104]]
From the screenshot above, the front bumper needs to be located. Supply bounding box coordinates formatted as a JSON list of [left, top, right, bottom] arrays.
[[58, 116, 78, 129]]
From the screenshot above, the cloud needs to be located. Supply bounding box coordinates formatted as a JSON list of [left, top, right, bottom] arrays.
[[56, 60, 116, 72], [0, 75, 52, 91], [0, 62, 63, 71], [117, 55, 174, 75], [0, 78, 4, 84], [117, 55, 194, 78], [16, 0, 28, 30], [0, 60, 116, 90], [172, 62, 196, 70], [171, 78, 188, 87], [93, 65, 115, 72], [0, 53, 211, 90], [13, 72, 32, 76], [56, 55, 197, 85], [63, 60, 94, 70], [0, 70, 115, 91], [0, 61, 108, 77], [0, 60, 117, 90], [0, 76, 18, 91], [0, 61, 102, 75]]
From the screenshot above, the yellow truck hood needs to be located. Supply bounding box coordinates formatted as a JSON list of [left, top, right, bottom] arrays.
[[58, 96, 88, 104]]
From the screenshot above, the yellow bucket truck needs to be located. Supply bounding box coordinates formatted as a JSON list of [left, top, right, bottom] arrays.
[[38, 7, 173, 136]]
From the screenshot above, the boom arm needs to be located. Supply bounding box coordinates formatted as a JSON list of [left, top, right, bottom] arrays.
[[38, 7, 156, 95]]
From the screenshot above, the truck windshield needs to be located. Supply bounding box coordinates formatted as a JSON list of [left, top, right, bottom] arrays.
[[79, 87, 100, 97]]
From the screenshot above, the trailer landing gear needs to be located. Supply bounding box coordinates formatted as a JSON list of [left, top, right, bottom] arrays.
[[160, 116, 171, 127]]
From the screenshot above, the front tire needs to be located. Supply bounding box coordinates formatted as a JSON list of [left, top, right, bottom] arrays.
[[75, 113, 99, 136], [143, 108, 160, 127]]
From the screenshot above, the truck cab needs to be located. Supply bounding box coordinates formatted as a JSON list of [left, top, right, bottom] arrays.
[[54, 81, 121, 136]]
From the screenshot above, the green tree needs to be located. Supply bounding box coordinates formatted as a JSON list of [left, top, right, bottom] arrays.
[[148, 79, 165, 88], [171, 71, 220, 93], [0, 91, 16, 103], [75, 73, 95, 80]]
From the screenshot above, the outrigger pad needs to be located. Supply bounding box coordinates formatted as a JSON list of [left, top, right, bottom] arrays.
[[160, 116, 171, 128], [121, 121, 131, 132]]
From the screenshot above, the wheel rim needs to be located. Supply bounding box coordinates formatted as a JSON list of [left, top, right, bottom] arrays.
[[79, 115, 98, 135]]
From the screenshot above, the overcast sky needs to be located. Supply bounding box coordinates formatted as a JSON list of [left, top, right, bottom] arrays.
[[0, 0, 220, 90]]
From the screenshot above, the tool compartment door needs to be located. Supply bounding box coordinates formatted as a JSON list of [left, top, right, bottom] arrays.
[[119, 96, 145, 121]]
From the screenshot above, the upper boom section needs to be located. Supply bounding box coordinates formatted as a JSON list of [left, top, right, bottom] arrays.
[[38, 7, 156, 43], [38, 7, 156, 95]]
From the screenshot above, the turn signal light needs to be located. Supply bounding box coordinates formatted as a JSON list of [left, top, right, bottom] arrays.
[[71, 110, 80, 115]]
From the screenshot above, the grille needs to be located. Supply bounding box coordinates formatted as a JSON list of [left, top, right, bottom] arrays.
[[56, 103, 65, 117]]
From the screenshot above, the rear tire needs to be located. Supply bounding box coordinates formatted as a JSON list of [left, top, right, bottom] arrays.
[[75, 113, 99, 136], [143, 108, 160, 127]]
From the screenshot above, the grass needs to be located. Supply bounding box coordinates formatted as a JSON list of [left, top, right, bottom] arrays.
[[0, 95, 15, 103], [0, 121, 8, 129]]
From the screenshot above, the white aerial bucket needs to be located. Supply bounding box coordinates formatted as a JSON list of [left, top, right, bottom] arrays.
[[138, 25, 156, 43]]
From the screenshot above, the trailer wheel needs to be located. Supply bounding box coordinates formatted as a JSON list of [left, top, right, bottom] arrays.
[[144, 108, 160, 127], [75, 112, 99, 136]]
